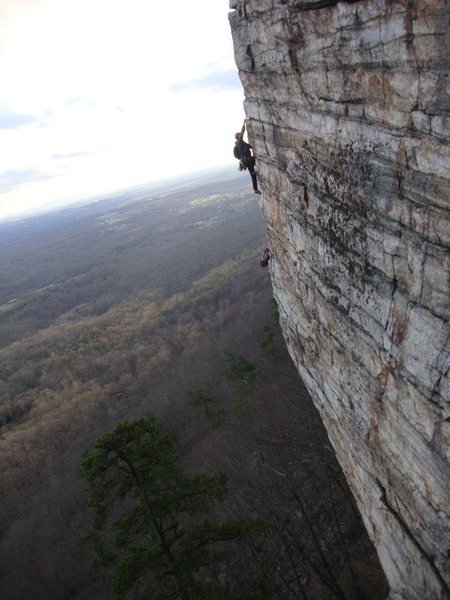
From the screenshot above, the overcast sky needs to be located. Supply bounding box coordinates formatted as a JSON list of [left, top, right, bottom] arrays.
[[0, 0, 245, 219]]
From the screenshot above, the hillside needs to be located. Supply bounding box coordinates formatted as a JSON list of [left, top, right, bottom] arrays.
[[0, 171, 387, 599]]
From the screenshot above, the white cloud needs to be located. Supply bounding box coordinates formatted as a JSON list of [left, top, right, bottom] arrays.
[[169, 69, 242, 93], [0, 0, 245, 218], [0, 104, 37, 129]]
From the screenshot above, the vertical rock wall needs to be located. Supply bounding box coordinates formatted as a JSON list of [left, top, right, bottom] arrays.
[[229, 1, 450, 598]]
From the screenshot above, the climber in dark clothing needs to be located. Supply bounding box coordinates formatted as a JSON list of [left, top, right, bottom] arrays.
[[234, 120, 261, 194], [260, 248, 271, 267]]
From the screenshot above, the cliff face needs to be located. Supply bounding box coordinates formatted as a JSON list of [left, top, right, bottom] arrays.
[[229, 1, 450, 598]]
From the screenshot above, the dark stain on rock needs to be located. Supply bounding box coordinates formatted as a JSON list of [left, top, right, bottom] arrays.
[[303, 186, 309, 208], [246, 44, 256, 71]]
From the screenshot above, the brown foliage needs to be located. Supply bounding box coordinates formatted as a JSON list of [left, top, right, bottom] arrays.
[[0, 174, 387, 600]]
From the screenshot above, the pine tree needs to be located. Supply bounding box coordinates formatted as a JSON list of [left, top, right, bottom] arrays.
[[187, 388, 224, 429], [79, 416, 264, 599], [224, 350, 256, 402]]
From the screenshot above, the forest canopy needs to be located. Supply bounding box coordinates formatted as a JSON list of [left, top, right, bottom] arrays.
[[0, 172, 387, 600]]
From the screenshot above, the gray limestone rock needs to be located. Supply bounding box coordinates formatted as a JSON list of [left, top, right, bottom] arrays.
[[229, 1, 450, 598]]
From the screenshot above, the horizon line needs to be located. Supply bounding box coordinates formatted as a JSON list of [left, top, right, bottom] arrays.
[[0, 162, 238, 225]]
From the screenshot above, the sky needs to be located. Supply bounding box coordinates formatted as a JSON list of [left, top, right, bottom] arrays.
[[0, 0, 245, 220]]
